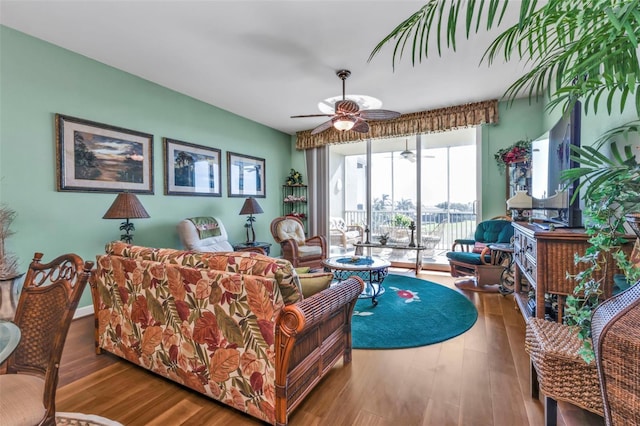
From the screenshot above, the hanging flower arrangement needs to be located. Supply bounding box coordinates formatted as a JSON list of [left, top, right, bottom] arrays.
[[494, 139, 532, 174], [286, 168, 303, 185]]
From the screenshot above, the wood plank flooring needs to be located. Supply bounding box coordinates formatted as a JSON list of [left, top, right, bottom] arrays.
[[54, 270, 604, 425]]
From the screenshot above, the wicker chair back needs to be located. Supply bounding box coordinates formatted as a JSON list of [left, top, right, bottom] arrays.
[[1, 252, 93, 425]]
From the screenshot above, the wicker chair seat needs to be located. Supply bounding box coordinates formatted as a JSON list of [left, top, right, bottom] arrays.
[[525, 318, 603, 416], [0, 374, 46, 425]]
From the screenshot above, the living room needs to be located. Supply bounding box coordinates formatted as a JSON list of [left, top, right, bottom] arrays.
[[1, 1, 639, 426]]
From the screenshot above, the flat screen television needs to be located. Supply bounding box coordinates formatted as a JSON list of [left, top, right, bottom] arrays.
[[530, 101, 582, 228]]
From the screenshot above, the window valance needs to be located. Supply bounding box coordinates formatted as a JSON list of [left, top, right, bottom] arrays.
[[295, 99, 499, 150]]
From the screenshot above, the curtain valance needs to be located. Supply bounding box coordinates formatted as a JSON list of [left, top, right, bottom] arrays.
[[295, 99, 499, 150]]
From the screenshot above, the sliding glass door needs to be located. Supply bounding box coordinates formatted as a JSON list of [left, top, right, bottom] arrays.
[[328, 128, 477, 268]]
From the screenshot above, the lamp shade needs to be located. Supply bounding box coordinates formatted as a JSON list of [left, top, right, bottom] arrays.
[[239, 197, 263, 215], [103, 193, 150, 219]]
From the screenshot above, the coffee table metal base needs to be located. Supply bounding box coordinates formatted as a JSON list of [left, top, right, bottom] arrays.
[[332, 268, 389, 306]]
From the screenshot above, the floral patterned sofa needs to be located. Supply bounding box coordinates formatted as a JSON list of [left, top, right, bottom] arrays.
[[90, 242, 364, 425]]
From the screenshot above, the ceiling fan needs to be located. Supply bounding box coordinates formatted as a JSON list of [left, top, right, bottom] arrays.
[[400, 139, 416, 162], [291, 69, 401, 135]]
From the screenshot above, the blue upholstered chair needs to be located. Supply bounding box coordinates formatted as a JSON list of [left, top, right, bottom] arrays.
[[446, 219, 514, 291]]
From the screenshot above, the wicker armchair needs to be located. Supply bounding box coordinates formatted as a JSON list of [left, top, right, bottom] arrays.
[[591, 280, 640, 426], [271, 216, 327, 268], [525, 318, 603, 425], [0, 253, 93, 426]]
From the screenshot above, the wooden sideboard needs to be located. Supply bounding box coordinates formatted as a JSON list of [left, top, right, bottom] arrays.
[[512, 222, 630, 322]]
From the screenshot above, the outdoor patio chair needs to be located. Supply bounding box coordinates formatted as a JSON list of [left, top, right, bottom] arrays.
[[329, 217, 363, 249]]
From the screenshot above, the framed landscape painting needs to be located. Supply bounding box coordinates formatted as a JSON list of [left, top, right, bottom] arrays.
[[163, 138, 222, 196], [55, 114, 153, 193], [227, 152, 266, 198]]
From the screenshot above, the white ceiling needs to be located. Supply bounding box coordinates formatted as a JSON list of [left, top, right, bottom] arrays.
[[0, 1, 530, 136]]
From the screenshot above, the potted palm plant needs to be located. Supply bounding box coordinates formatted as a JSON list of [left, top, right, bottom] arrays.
[[369, 0, 640, 361]]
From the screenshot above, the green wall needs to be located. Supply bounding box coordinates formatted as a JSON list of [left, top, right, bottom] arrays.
[[0, 26, 292, 308], [481, 98, 544, 219]]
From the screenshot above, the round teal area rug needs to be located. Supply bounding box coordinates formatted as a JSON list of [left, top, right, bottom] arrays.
[[352, 274, 478, 349]]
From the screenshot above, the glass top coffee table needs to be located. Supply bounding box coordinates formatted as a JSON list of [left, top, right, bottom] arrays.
[[0, 320, 21, 364], [322, 256, 391, 306]]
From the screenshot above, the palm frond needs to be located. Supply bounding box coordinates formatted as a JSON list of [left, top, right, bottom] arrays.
[[370, 0, 640, 117]]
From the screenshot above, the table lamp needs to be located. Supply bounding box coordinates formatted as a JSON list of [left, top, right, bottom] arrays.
[[103, 192, 150, 243], [239, 197, 263, 245]]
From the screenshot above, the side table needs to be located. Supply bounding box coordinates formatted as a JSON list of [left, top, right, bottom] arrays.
[[232, 241, 272, 256]]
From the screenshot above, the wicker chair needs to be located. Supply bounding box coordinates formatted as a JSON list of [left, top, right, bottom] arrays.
[[270, 216, 327, 268], [0, 253, 93, 426], [591, 280, 640, 426], [525, 318, 603, 426]]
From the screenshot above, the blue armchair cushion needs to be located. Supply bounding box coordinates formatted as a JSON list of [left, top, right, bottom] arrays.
[[446, 251, 491, 265], [446, 220, 513, 264], [474, 220, 514, 244]]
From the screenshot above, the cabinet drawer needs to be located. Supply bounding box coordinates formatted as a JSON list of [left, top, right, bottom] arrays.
[[515, 251, 537, 285]]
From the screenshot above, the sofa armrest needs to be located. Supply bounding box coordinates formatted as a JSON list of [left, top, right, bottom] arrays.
[[284, 276, 364, 330], [273, 275, 364, 424]]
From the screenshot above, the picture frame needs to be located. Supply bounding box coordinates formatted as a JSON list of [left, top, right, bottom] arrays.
[[55, 114, 154, 193], [163, 138, 222, 196], [227, 152, 266, 198]]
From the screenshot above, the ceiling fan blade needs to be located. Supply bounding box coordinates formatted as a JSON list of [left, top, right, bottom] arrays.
[[291, 114, 334, 118], [351, 119, 370, 133], [310, 119, 335, 135], [358, 109, 401, 120]]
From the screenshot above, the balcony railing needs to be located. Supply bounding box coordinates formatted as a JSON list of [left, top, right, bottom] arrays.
[[341, 210, 476, 252]]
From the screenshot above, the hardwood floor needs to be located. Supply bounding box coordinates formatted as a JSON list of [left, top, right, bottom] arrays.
[[55, 270, 604, 425]]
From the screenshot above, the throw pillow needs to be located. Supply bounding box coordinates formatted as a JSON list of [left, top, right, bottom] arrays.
[[299, 273, 333, 298], [274, 259, 303, 305]]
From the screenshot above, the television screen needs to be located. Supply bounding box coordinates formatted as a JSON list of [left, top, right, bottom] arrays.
[[530, 102, 582, 228]]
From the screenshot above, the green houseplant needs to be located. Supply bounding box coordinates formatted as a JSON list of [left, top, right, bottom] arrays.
[[369, 0, 640, 361], [561, 128, 640, 362]]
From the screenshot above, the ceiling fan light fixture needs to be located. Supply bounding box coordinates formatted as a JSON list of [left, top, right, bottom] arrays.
[[333, 116, 355, 131]]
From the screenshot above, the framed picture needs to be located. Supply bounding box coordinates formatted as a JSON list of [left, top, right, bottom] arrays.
[[227, 152, 266, 198], [55, 114, 153, 193], [163, 138, 222, 196]]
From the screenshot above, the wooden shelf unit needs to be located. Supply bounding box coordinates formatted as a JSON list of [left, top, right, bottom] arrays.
[[512, 222, 629, 322], [282, 184, 308, 234]]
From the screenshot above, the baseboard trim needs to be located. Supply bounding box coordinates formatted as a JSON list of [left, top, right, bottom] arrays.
[[74, 304, 94, 319]]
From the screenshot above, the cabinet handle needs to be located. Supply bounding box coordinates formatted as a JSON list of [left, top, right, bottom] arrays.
[[526, 244, 534, 252], [526, 266, 533, 275]]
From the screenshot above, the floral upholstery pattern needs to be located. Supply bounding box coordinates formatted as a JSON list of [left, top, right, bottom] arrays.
[[106, 242, 302, 304], [92, 243, 364, 425]]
